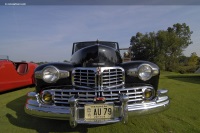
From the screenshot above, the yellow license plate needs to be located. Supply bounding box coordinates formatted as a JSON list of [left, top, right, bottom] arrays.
[[84, 104, 114, 120]]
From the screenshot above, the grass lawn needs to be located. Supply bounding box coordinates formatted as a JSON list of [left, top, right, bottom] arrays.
[[0, 71, 200, 133]]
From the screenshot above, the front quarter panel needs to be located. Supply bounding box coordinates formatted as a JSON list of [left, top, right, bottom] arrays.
[[34, 62, 74, 93], [120, 61, 160, 91]]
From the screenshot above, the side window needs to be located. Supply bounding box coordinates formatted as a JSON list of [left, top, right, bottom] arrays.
[[17, 64, 28, 74]]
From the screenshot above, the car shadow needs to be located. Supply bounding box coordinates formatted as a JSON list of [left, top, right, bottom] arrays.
[[166, 74, 200, 85], [6, 95, 105, 133], [0, 85, 35, 94]]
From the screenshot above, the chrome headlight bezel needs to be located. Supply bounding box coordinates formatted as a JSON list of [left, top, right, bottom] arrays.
[[42, 66, 60, 83], [34, 66, 70, 83], [138, 64, 153, 81], [127, 63, 159, 81]]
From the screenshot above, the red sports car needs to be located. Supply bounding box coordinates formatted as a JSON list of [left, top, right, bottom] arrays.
[[0, 56, 38, 92]]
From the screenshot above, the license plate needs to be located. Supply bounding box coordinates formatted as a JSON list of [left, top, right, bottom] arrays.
[[84, 104, 114, 120]]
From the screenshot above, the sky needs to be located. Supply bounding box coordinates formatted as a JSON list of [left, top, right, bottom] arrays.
[[0, 5, 200, 62]]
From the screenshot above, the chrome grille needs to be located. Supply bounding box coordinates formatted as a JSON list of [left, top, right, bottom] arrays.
[[53, 90, 96, 106], [72, 68, 96, 89], [72, 67, 124, 90], [101, 68, 124, 88], [45, 86, 151, 107]]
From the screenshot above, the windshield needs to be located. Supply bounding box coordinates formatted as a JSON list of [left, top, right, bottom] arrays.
[[72, 41, 119, 54]]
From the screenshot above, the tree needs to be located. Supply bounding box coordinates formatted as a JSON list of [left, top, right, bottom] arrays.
[[178, 52, 199, 73], [178, 55, 188, 66], [161, 23, 192, 71], [63, 60, 69, 63], [130, 23, 193, 71], [131, 32, 158, 62], [187, 52, 199, 66]]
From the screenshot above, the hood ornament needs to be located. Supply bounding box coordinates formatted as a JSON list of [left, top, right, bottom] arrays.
[[97, 67, 101, 75], [96, 39, 99, 44]]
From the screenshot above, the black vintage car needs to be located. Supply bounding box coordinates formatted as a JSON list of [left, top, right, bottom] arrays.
[[25, 41, 169, 127]]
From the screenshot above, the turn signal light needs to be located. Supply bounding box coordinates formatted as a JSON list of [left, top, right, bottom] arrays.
[[42, 91, 53, 104], [144, 88, 155, 100]]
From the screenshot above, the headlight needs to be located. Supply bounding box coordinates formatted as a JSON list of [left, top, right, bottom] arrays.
[[138, 64, 153, 81], [42, 66, 59, 83]]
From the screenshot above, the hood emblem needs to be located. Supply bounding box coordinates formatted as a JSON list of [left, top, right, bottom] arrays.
[[92, 63, 105, 66]]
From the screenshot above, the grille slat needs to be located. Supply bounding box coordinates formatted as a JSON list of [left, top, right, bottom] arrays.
[[77, 98, 94, 101], [128, 92, 143, 95], [54, 101, 68, 104], [102, 77, 122, 81], [74, 75, 95, 78], [102, 80, 123, 84], [74, 81, 95, 85], [54, 94, 70, 97], [54, 97, 69, 101]]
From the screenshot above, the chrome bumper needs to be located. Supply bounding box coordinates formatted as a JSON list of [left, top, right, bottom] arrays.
[[25, 89, 169, 127]]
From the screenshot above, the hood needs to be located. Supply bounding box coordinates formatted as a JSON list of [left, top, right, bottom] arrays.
[[70, 44, 122, 67]]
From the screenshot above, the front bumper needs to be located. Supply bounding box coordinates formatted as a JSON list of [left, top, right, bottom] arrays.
[[25, 89, 169, 127]]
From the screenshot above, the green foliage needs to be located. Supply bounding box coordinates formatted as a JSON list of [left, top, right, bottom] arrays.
[[130, 23, 194, 72], [177, 65, 198, 74], [187, 52, 199, 66], [177, 53, 199, 74], [130, 32, 158, 61]]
